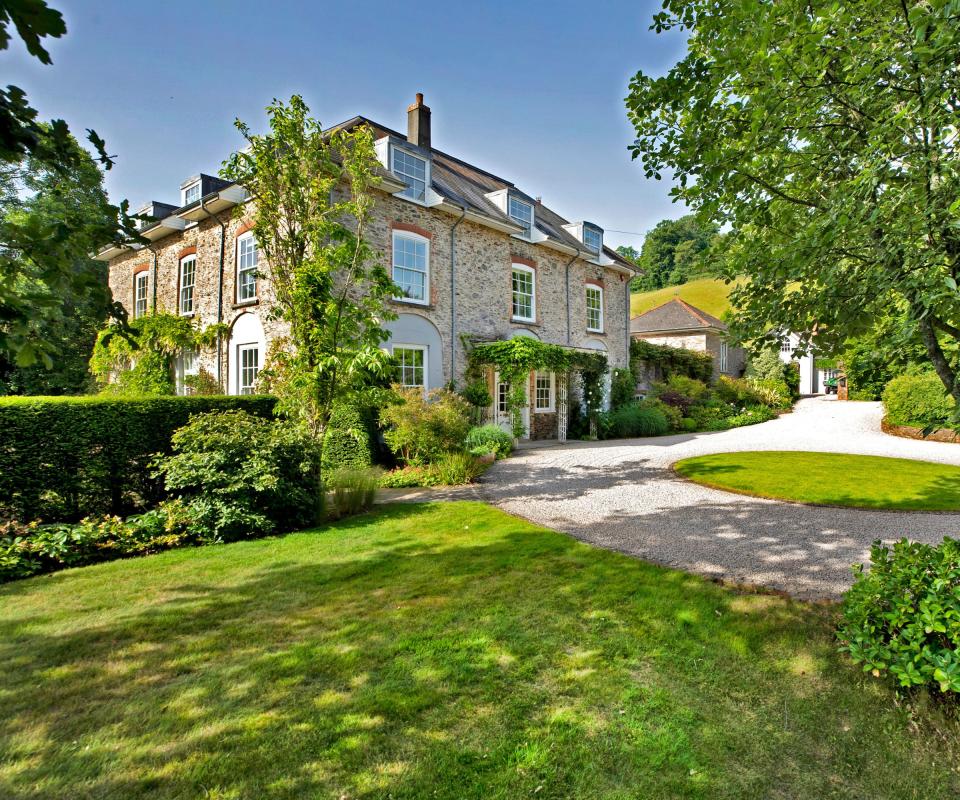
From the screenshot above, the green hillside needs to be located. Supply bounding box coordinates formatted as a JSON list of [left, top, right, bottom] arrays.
[[630, 277, 738, 319]]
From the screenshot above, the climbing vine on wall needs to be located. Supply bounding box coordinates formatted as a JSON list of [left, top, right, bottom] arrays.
[[90, 313, 227, 395], [466, 337, 608, 438]]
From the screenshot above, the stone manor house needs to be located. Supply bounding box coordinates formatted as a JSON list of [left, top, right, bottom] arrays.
[[97, 94, 637, 439]]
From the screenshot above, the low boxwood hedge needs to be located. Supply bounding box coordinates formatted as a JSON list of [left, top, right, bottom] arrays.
[[0, 394, 276, 522]]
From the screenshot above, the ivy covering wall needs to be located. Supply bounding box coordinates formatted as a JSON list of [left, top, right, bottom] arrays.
[[630, 339, 714, 385]]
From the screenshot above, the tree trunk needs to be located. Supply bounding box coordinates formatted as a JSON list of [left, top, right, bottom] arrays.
[[918, 316, 960, 403]]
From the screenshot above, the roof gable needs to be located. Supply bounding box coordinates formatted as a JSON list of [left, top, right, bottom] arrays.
[[631, 298, 728, 334]]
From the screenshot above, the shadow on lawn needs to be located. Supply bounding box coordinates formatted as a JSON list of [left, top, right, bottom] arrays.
[[0, 504, 956, 799], [482, 454, 960, 599]]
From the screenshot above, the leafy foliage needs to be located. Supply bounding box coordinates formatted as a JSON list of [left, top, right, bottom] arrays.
[[882, 373, 954, 429], [220, 96, 395, 483], [610, 367, 636, 410], [632, 214, 719, 290], [0, 508, 194, 582], [155, 411, 321, 542], [429, 452, 485, 486], [379, 386, 472, 466], [630, 339, 713, 384], [599, 402, 670, 439], [0, 394, 275, 522], [628, 0, 960, 401], [465, 424, 514, 459], [839, 537, 960, 697], [89, 313, 223, 395], [321, 402, 375, 474], [0, 6, 137, 367]]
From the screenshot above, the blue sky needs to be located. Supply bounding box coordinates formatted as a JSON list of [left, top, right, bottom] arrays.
[[4, 0, 687, 250]]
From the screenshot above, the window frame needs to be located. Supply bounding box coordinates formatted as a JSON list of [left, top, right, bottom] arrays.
[[720, 339, 729, 373], [176, 348, 199, 396], [236, 342, 260, 395], [511, 263, 536, 323], [392, 344, 428, 393], [583, 226, 602, 254], [534, 371, 555, 413], [391, 230, 430, 305], [508, 196, 534, 238], [236, 231, 258, 303], [182, 181, 201, 207], [585, 285, 604, 333], [134, 271, 149, 319], [179, 254, 196, 315], [391, 146, 429, 204]]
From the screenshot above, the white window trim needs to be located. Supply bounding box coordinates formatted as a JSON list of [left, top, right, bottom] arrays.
[[511, 263, 536, 323], [391, 230, 430, 306], [508, 196, 534, 240], [134, 272, 149, 318], [392, 343, 428, 394], [586, 285, 604, 333], [176, 348, 199, 396], [583, 226, 603, 254], [534, 370, 555, 413], [236, 342, 260, 395], [179, 254, 196, 316], [182, 181, 201, 207], [236, 231, 258, 303], [720, 339, 729, 373], [390, 146, 430, 205]]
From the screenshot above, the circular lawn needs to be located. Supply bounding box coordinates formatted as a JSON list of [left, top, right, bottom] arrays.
[[673, 450, 960, 512]]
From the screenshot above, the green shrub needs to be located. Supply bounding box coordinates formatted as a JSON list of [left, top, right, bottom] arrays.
[[322, 402, 374, 474], [679, 417, 698, 432], [750, 378, 792, 409], [379, 466, 436, 488], [839, 537, 960, 696], [461, 380, 493, 424], [380, 387, 472, 466], [747, 347, 798, 401], [630, 339, 714, 383], [326, 467, 381, 519], [429, 452, 484, 485], [715, 375, 763, 406], [600, 402, 670, 438], [882, 373, 954, 429], [726, 405, 777, 428], [0, 394, 276, 522], [610, 368, 636, 410], [155, 411, 321, 542], [465, 425, 514, 459], [0, 505, 194, 583], [688, 400, 735, 431], [647, 398, 683, 431]]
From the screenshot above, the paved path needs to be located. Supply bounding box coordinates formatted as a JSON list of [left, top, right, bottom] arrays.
[[477, 397, 960, 599]]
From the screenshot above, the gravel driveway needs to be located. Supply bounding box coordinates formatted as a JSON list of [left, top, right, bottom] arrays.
[[479, 397, 960, 599]]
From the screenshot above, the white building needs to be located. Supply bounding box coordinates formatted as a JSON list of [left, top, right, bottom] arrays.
[[778, 333, 839, 395]]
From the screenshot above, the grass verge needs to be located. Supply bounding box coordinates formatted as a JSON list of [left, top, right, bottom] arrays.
[[1, 502, 957, 798], [675, 450, 960, 512]]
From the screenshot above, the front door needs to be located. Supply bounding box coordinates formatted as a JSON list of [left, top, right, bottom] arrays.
[[494, 372, 529, 439]]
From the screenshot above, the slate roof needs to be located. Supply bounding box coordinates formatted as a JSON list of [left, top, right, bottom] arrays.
[[631, 298, 727, 334], [336, 116, 634, 270]]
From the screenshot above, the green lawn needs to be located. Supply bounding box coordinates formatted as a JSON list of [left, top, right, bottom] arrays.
[[675, 450, 960, 511], [630, 277, 738, 319], [1, 502, 956, 799]]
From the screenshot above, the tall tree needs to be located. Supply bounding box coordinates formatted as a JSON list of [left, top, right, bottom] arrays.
[[221, 96, 396, 483], [0, 131, 122, 393], [0, 0, 135, 369], [627, 1, 960, 399], [633, 214, 718, 290]]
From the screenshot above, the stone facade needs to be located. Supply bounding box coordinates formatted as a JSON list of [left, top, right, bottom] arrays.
[[632, 330, 746, 380], [106, 187, 632, 434]]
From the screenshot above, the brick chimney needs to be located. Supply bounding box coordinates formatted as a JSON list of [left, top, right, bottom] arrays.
[[407, 92, 431, 150]]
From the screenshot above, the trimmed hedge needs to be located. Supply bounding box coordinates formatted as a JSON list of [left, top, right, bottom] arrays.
[[882, 373, 954, 429], [322, 402, 375, 474], [0, 395, 276, 522]]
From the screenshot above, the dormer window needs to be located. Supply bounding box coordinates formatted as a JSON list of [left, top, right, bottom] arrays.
[[182, 182, 201, 206], [392, 148, 427, 202], [583, 226, 602, 254], [508, 196, 533, 238]]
